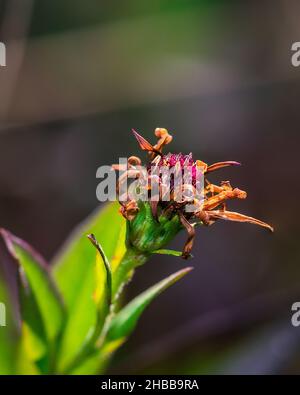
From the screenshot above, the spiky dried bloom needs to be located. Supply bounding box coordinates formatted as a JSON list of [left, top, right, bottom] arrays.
[[113, 128, 273, 259]]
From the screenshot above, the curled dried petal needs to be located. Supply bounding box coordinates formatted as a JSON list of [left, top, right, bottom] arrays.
[[128, 156, 142, 166], [179, 212, 195, 259], [206, 161, 241, 174], [203, 188, 247, 210], [207, 210, 274, 232], [120, 200, 139, 221], [132, 129, 161, 155]]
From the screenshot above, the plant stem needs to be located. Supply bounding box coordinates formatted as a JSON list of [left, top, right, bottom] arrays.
[[62, 249, 148, 374], [112, 247, 149, 302]]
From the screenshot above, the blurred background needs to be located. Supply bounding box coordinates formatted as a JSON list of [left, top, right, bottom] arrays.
[[0, 0, 300, 374]]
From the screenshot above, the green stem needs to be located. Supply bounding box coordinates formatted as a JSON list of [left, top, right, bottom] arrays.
[[112, 248, 149, 302]]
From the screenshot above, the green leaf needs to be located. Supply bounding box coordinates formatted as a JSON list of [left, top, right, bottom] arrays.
[[0, 229, 64, 374], [10, 242, 64, 343], [110, 222, 127, 274], [52, 202, 125, 309], [0, 275, 19, 374], [69, 267, 193, 375], [56, 234, 113, 373], [18, 280, 48, 368], [87, 234, 112, 309], [52, 202, 126, 372], [107, 267, 193, 342]]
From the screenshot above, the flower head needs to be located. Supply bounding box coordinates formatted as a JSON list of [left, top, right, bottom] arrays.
[[113, 128, 273, 259]]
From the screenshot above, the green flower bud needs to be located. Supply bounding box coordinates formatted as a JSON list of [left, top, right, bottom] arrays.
[[126, 201, 182, 254]]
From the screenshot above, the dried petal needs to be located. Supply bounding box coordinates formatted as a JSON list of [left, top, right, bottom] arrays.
[[207, 210, 274, 232], [206, 161, 241, 174], [179, 212, 195, 259], [132, 129, 161, 155]]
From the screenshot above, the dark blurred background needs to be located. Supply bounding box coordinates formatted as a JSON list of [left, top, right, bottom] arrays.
[[0, 0, 300, 374]]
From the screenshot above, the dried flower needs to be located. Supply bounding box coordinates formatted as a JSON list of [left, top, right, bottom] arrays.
[[113, 128, 273, 259]]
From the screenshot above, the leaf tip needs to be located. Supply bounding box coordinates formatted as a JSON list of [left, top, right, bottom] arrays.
[[87, 233, 96, 243], [180, 266, 194, 275], [171, 266, 194, 283]]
